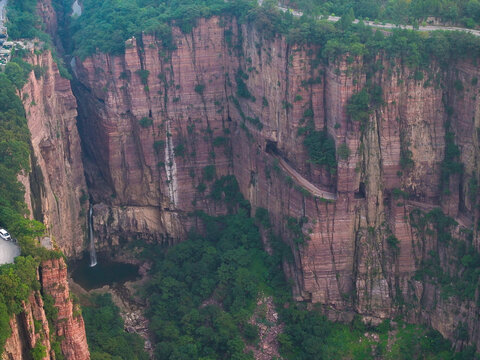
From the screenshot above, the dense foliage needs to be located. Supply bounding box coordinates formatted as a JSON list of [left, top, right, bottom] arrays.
[[142, 204, 278, 358], [135, 177, 477, 359], [7, 0, 51, 43], [68, 0, 480, 80], [279, 306, 477, 360], [288, 0, 480, 28], [303, 129, 337, 172], [82, 294, 149, 360], [70, 0, 257, 58]]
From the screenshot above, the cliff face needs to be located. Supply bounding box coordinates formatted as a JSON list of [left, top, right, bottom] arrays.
[[41, 258, 90, 360], [19, 50, 88, 257], [2, 259, 90, 360], [74, 19, 235, 249], [3, 292, 52, 360], [74, 17, 480, 348]]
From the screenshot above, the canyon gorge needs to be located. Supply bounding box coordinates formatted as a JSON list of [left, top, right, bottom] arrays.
[[4, 0, 480, 358]]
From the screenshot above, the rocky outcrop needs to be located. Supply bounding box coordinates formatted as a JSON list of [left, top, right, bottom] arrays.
[[41, 258, 90, 360], [19, 50, 88, 257], [3, 259, 90, 360], [3, 292, 52, 360], [73, 16, 480, 349]]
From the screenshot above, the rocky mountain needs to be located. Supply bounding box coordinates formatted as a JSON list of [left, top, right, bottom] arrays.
[[5, 0, 480, 356], [2, 258, 89, 360], [70, 17, 480, 349]]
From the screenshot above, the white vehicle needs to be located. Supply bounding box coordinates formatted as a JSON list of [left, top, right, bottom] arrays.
[[0, 228, 12, 241]]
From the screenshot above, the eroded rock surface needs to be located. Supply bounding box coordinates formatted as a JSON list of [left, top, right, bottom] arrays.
[[71, 17, 480, 350]]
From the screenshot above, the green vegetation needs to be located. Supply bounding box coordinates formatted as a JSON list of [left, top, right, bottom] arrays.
[[71, 0, 258, 58], [337, 142, 350, 160], [136, 176, 476, 359], [290, 0, 480, 29], [31, 342, 47, 360], [202, 165, 216, 181], [153, 140, 165, 152], [174, 143, 186, 157], [82, 293, 148, 360], [412, 208, 480, 301], [210, 175, 246, 209], [235, 69, 255, 101], [0, 52, 64, 358], [347, 84, 383, 126], [142, 181, 277, 359], [7, 0, 72, 79], [7, 0, 45, 40], [194, 83, 205, 94], [135, 69, 150, 86], [399, 130, 414, 170], [279, 308, 476, 360], [303, 129, 337, 172], [441, 125, 463, 193], [139, 117, 153, 128]]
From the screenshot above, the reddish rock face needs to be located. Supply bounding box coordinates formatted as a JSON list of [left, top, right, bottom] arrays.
[[19, 50, 88, 258], [41, 258, 90, 360], [3, 260, 90, 360], [3, 292, 52, 360], [74, 17, 480, 348]]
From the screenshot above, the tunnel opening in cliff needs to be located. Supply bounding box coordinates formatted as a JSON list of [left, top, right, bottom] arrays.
[[354, 182, 366, 199], [265, 140, 279, 155]]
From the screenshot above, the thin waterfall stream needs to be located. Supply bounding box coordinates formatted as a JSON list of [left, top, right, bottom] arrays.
[[88, 204, 97, 267]]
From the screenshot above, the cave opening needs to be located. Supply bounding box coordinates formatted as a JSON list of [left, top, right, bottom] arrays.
[[265, 140, 279, 155], [354, 182, 366, 199]]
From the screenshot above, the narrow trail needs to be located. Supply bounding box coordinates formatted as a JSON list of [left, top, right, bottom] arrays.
[[268, 152, 337, 200]]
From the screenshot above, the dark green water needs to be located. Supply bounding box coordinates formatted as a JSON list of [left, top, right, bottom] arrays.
[[70, 254, 140, 290]]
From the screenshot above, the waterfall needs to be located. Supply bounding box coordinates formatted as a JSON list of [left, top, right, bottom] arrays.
[[88, 204, 97, 267], [72, 0, 82, 17]]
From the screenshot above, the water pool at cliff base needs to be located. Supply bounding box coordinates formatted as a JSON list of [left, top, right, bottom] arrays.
[[70, 254, 140, 291]]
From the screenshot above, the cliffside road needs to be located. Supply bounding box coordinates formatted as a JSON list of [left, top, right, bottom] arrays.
[[0, 239, 20, 265], [269, 153, 337, 200], [277, 6, 480, 37]]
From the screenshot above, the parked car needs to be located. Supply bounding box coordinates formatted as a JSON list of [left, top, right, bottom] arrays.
[[0, 228, 12, 241]]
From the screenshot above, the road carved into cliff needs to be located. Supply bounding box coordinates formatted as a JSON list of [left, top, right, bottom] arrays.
[[268, 152, 337, 200]]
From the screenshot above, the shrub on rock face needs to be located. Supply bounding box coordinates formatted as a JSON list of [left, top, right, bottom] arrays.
[[135, 69, 150, 85], [139, 117, 153, 128], [303, 130, 337, 172]]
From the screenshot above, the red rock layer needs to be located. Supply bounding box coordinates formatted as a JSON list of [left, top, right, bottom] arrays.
[[19, 50, 88, 257], [41, 258, 90, 360], [75, 17, 480, 348], [3, 292, 52, 360]]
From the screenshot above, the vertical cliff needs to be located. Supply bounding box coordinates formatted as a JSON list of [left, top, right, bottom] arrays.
[[40, 258, 90, 360], [70, 16, 480, 349], [19, 49, 88, 257], [3, 292, 52, 360], [74, 19, 236, 249]]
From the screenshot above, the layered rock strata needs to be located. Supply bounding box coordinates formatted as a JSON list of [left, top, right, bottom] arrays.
[[73, 16, 480, 349], [3, 259, 90, 359], [3, 292, 52, 360], [19, 50, 88, 257], [40, 258, 90, 360]]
